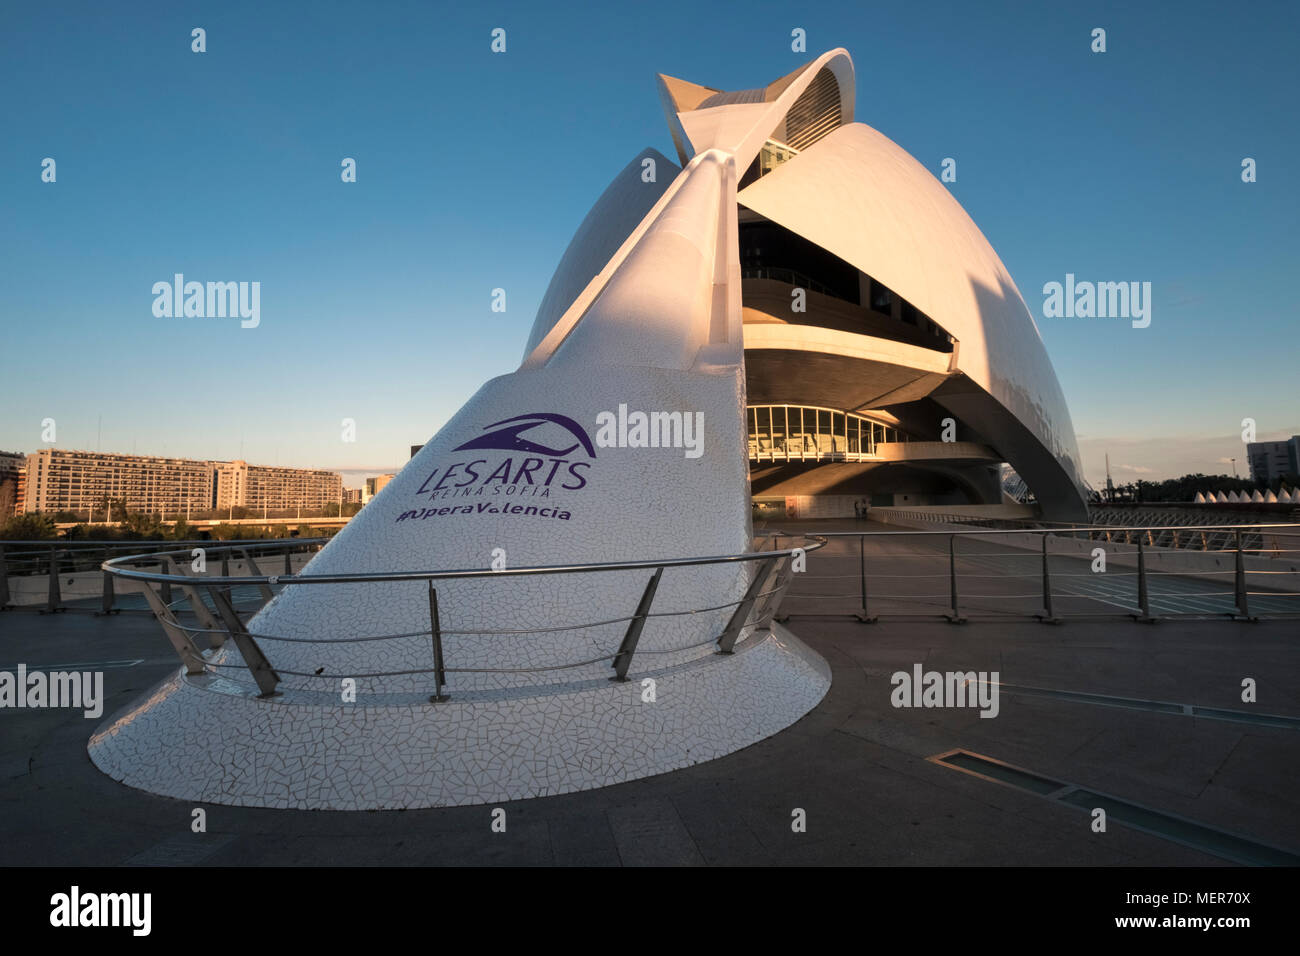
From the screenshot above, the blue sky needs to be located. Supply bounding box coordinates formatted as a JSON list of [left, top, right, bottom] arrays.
[[2, 0, 1296, 487]]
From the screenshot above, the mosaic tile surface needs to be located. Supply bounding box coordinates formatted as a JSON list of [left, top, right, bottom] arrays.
[[86, 152, 831, 810], [89, 624, 830, 810]]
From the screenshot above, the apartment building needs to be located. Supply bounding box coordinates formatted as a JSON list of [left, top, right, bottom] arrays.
[[215, 461, 343, 513], [22, 449, 215, 518], [19, 449, 343, 518]]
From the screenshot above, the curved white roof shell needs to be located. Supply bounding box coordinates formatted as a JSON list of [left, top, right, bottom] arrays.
[[523, 147, 679, 359], [737, 122, 1086, 517], [522, 48, 1086, 519]]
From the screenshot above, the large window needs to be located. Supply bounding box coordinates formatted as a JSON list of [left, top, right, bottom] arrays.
[[747, 405, 912, 463], [739, 220, 861, 304], [869, 278, 894, 316]]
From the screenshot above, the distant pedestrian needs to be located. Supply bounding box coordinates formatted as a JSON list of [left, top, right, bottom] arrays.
[[854, 501, 861, 519]]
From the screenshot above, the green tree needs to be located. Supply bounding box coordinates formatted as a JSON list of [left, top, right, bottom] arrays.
[[0, 513, 56, 540], [119, 508, 164, 539]]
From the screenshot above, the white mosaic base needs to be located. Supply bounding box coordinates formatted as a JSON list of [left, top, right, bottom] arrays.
[[237, 362, 755, 698], [87, 623, 830, 810], [86, 153, 797, 809]]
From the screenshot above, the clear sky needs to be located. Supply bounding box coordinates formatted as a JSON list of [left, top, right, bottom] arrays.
[[2, 0, 1296, 488]]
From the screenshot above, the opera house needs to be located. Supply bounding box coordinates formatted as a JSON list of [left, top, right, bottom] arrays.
[[89, 49, 1088, 810], [531, 48, 1087, 523]]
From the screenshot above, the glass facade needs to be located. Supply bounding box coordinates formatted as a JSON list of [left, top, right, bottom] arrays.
[[758, 139, 800, 177], [747, 405, 910, 462]]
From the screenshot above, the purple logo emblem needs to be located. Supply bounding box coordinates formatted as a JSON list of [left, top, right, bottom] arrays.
[[452, 413, 597, 459], [404, 411, 596, 524]]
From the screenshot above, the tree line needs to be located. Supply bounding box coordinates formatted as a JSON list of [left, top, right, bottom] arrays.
[[0, 495, 343, 541], [1097, 472, 1300, 503]]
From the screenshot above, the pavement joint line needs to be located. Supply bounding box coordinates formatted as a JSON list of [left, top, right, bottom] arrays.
[[974, 680, 1300, 729], [928, 748, 1300, 866], [121, 832, 239, 867]]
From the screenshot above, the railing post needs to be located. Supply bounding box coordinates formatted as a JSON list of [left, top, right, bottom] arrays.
[[283, 545, 292, 575], [1037, 533, 1061, 624], [944, 535, 966, 624], [427, 582, 448, 701], [855, 534, 877, 623], [206, 585, 281, 697], [0, 543, 11, 610], [162, 556, 225, 641], [158, 557, 172, 606], [718, 557, 779, 653], [41, 545, 65, 614], [96, 569, 117, 616], [755, 555, 793, 627], [613, 567, 663, 680], [1133, 537, 1156, 623], [239, 547, 275, 602], [136, 582, 208, 674], [1233, 528, 1256, 622], [100, 546, 118, 615], [220, 553, 232, 605], [769, 535, 795, 624]]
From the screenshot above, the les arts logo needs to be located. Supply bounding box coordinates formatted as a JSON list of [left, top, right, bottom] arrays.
[[396, 413, 595, 525]]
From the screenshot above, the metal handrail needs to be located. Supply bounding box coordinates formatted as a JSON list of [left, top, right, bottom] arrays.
[[0, 536, 327, 615], [815, 523, 1300, 536], [874, 508, 1300, 533], [0, 537, 329, 557], [768, 522, 1300, 624], [0, 537, 330, 546], [101, 535, 827, 700], [101, 537, 826, 586]]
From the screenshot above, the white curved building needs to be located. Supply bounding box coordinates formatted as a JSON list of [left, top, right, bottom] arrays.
[[90, 49, 1084, 811], [531, 49, 1087, 520]]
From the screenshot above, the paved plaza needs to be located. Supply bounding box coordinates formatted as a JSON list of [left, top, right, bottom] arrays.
[[2, 522, 1296, 865]]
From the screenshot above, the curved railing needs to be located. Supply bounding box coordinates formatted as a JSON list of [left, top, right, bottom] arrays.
[[101, 535, 827, 700]]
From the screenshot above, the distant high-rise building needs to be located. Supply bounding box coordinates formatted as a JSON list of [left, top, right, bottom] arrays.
[[215, 461, 343, 513], [13, 466, 25, 517], [0, 451, 25, 520], [343, 488, 363, 504], [362, 474, 395, 503], [23, 449, 216, 518], [1247, 436, 1300, 484], [19, 449, 343, 520]]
